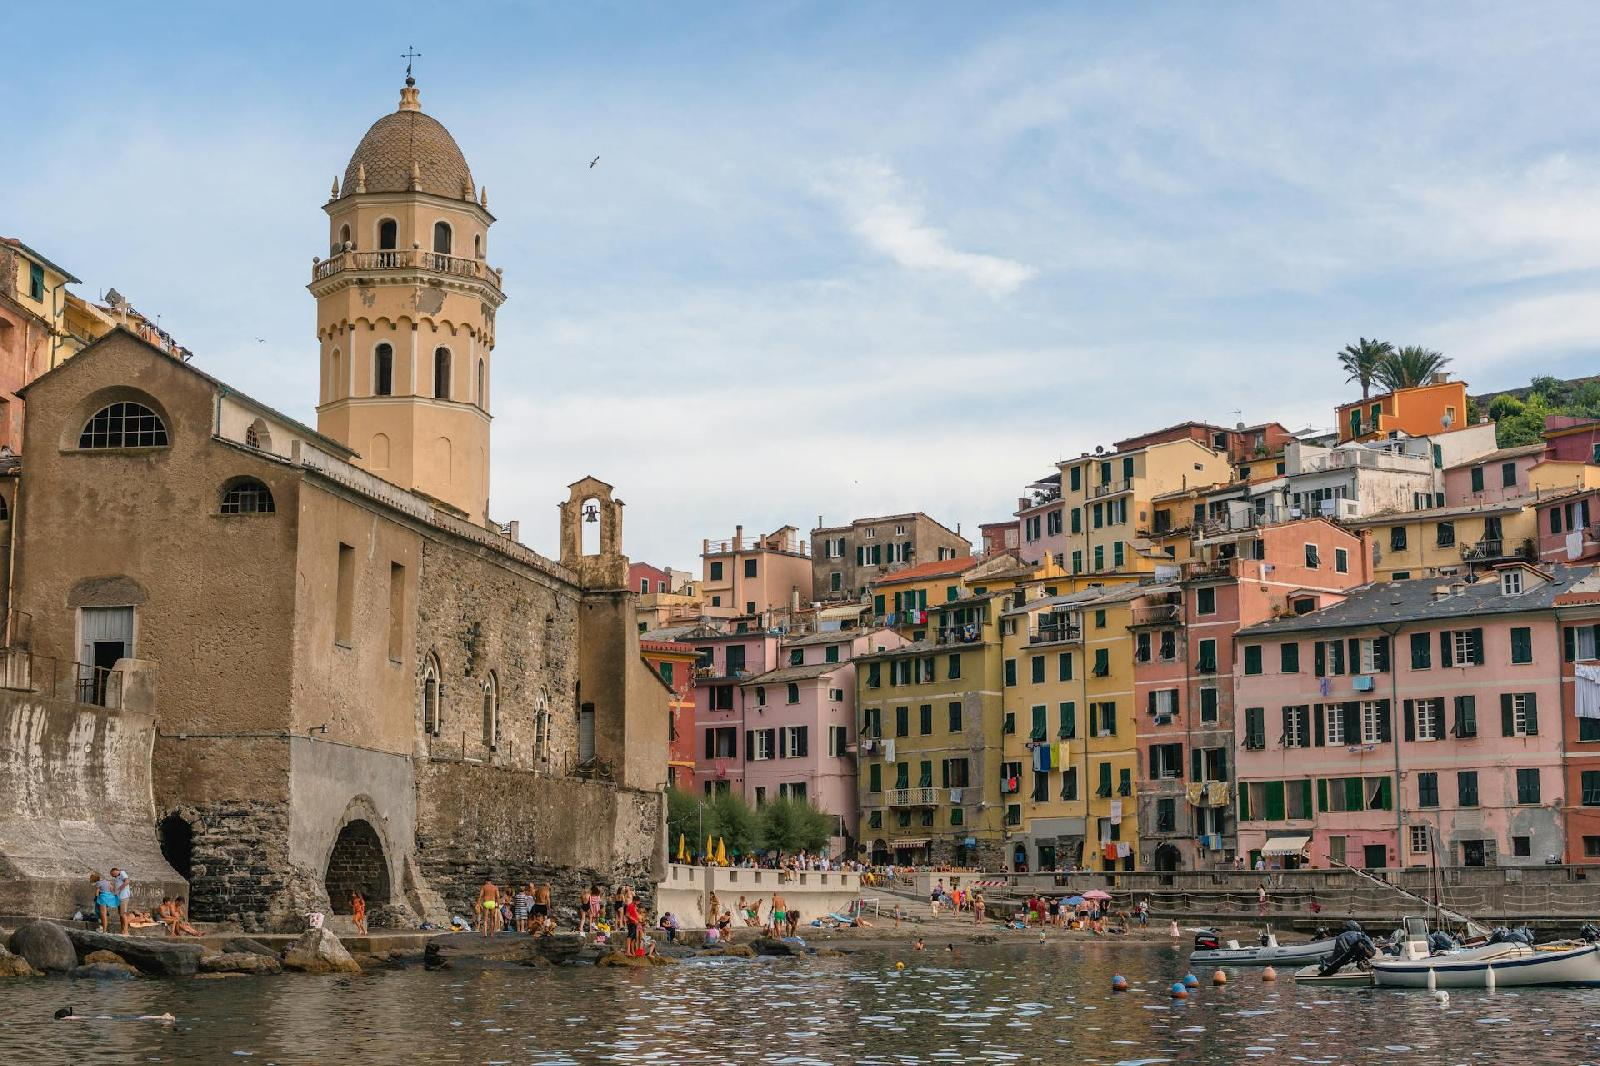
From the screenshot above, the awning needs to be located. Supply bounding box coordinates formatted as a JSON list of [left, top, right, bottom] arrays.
[[1261, 834, 1311, 856], [890, 838, 930, 849], [819, 604, 869, 620]]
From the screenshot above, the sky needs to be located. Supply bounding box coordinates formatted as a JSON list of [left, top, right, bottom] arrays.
[[10, 2, 1600, 567]]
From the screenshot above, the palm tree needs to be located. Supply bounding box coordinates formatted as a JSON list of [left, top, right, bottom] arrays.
[[1375, 346, 1451, 392], [1338, 338, 1393, 399]]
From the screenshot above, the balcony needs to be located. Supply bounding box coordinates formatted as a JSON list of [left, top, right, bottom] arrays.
[[1461, 538, 1533, 563], [887, 787, 940, 807], [1129, 603, 1180, 627], [310, 248, 503, 296], [1029, 624, 1080, 645], [936, 625, 984, 645], [1185, 559, 1235, 581], [1092, 478, 1133, 499]]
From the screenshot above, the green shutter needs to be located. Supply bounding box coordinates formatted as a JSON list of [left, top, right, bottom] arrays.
[[1238, 782, 1251, 821], [1298, 780, 1312, 818], [1317, 778, 1328, 812], [1264, 781, 1286, 821], [1344, 777, 1363, 811]]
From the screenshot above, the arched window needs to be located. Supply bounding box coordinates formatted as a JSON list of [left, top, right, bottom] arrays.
[[79, 401, 168, 449], [244, 418, 272, 452], [220, 477, 275, 514], [338, 223, 351, 249], [482, 672, 498, 749], [374, 343, 394, 396], [378, 219, 398, 250], [476, 359, 485, 409], [433, 348, 451, 399], [473, 233, 482, 259], [330, 349, 342, 400], [433, 221, 452, 255], [422, 654, 442, 736]]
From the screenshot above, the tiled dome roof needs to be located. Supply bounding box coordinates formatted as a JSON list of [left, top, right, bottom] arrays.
[[341, 86, 473, 199]]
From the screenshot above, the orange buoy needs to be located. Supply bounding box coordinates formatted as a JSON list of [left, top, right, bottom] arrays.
[[1212, 969, 1227, 985], [1262, 966, 1277, 982]]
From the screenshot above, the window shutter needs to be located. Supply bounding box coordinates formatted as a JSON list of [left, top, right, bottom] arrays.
[[1317, 778, 1328, 812], [1149, 746, 1159, 779], [1238, 783, 1251, 821], [1566, 626, 1577, 663], [1501, 693, 1514, 737], [1332, 640, 1346, 675], [1313, 704, 1325, 746], [1403, 700, 1415, 743], [1455, 695, 1476, 737], [1374, 637, 1390, 672], [1191, 747, 1202, 781], [746, 730, 755, 757], [1377, 700, 1391, 743], [1105, 703, 1116, 735], [1299, 780, 1313, 818], [1411, 632, 1429, 669], [1314, 642, 1326, 677], [1346, 638, 1359, 674], [1469, 629, 1484, 666], [1525, 694, 1538, 736], [1148, 690, 1156, 715], [1440, 632, 1453, 668], [1217, 747, 1228, 780], [1343, 702, 1360, 741], [1375, 777, 1391, 811], [704, 730, 715, 759], [1088, 704, 1098, 736], [1280, 706, 1293, 748]]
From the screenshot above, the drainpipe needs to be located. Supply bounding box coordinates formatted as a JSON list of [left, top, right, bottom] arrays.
[[4, 472, 19, 646]]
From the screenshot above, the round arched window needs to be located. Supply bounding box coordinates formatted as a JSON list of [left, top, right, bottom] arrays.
[[78, 401, 168, 449], [219, 478, 275, 514]]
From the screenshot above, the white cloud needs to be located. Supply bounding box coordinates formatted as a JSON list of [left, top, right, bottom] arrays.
[[818, 159, 1036, 296]]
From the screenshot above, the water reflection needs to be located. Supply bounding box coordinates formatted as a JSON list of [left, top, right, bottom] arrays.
[[2, 941, 1598, 1063]]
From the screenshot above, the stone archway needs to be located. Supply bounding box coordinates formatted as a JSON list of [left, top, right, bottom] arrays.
[[158, 813, 194, 883], [1154, 843, 1182, 886], [323, 819, 392, 915]]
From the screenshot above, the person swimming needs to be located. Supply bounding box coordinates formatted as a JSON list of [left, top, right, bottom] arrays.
[[55, 1006, 176, 1023]]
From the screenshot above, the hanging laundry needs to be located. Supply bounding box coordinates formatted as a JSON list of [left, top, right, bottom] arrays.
[[1318, 676, 1332, 697], [1103, 841, 1118, 861], [1115, 842, 1132, 859], [884, 739, 895, 762], [1109, 800, 1122, 821], [1033, 745, 1051, 772], [948, 787, 963, 804], [1569, 530, 1585, 561], [1576, 662, 1600, 719]]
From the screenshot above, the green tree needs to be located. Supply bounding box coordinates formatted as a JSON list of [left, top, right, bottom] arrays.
[[757, 796, 834, 854], [1337, 337, 1393, 399], [706, 789, 760, 857], [665, 787, 704, 858], [1490, 393, 1552, 447], [1374, 346, 1452, 392]]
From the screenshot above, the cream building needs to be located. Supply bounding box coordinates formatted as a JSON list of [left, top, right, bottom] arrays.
[[309, 75, 503, 522]]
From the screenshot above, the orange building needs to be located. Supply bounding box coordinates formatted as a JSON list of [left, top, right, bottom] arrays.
[[1337, 379, 1469, 443]]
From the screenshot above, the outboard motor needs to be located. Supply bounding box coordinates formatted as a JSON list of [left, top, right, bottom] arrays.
[[1193, 929, 1221, 952], [1317, 929, 1377, 976], [1427, 931, 1459, 954], [1579, 923, 1600, 943]]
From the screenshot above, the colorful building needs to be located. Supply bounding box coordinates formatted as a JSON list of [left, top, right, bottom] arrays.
[[1556, 571, 1600, 863], [1131, 519, 1368, 871], [1347, 499, 1539, 582], [640, 639, 700, 791], [1542, 415, 1600, 465], [739, 626, 903, 850], [1015, 472, 1064, 565], [979, 519, 1020, 557], [1234, 564, 1587, 869], [1057, 434, 1235, 581], [1443, 444, 1546, 505], [700, 525, 811, 622], [1336, 378, 1470, 444], [810, 512, 970, 603], [690, 628, 780, 796]]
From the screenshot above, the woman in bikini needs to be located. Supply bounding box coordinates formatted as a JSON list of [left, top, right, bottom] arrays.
[[351, 891, 368, 936]]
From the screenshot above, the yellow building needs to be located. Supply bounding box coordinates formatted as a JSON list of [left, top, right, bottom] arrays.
[[999, 583, 1151, 872], [310, 76, 503, 523], [855, 587, 1008, 868], [869, 552, 1067, 643], [1348, 500, 1539, 581], [1058, 437, 1234, 581]]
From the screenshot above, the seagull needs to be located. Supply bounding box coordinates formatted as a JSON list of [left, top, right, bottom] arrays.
[[254, 338, 266, 344], [589, 156, 600, 168]]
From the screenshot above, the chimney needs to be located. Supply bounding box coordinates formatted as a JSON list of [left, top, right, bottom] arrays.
[[735, 524, 744, 551], [1432, 586, 1450, 602]]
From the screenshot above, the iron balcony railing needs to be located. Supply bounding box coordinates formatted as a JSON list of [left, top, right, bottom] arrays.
[[1092, 478, 1133, 498], [887, 787, 940, 807]]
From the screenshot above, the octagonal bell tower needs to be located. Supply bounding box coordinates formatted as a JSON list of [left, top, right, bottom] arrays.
[[309, 74, 504, 523]]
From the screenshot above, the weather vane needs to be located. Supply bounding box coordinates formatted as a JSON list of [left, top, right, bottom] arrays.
[[402, 45, 421, 85]]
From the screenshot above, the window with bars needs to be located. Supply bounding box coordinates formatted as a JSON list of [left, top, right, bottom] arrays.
[[79, 401, 169, 449], [220, 478, 275, 514]]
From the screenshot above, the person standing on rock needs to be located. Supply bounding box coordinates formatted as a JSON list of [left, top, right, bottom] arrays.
[[769, 891, 787, 937], [476, 880, 499, 937], [351, 891, 368, 937], [533, 883, 552, 931], [623, 888, 643, 957], [576, 886, 594, 934], [111, 868, 132, 934], [91, 872, 117, 932]]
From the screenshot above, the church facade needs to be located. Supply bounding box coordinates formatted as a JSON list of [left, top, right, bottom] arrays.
[[7, 78, 670, 930]]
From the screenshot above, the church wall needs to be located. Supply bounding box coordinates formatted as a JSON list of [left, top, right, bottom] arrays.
[[413, 760, 664, 919]]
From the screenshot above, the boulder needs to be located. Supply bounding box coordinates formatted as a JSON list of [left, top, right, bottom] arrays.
[[698, 944, 755, 958], [283, 928, 360, 974], [0, 945, 41, 978], [751, 937, 805, 957], [200, 951, 282, 975], [424, 932, 588, 971], [223, 937, 279, 959], [71, 961, 139, 980], [84, 950, 127, 966], [66, 930, 204, 977], [9, 921, 77, 974]]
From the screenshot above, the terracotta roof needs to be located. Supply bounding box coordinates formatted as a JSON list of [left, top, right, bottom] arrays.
[[740, 662, 841, 685], [870, 557, 978, 588], [342, 87, 474, 199], [639, 639, 697, 658]]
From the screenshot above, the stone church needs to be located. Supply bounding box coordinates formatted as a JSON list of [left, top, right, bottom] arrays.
[[7, 76, 670, 930]]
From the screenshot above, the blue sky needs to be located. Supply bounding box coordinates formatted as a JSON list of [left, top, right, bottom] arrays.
[[11, 2, 1600, 567]]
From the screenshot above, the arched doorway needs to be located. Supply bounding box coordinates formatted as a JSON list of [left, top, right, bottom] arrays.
[[1154, 843, 1182, 886], [158, 813, 193, 883], [324, 819, 391, 915]]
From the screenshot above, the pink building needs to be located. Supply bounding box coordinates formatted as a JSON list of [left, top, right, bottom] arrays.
[[1441, 444, 1545, 505], [1543, 416, 1600, 464], [630, 561, 672, 595], [1535, 487, 1600, 567], [739, 626, 905, 851], [1233, 563, 1588, 870], [690, 629, 779, 796], [1015, 473, 1064, 565], [1132, 519, 1366, 871]]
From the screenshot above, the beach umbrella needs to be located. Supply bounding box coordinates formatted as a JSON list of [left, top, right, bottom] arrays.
[[1083, 889, 1112, 901], [1064, 895, 1085, 906], [716, 837, 727, 865], [706, 834, 713, 861], [677, 834, 687, 862]]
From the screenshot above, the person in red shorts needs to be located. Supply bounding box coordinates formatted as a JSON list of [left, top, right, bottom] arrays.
[[624, 888, 644, 956]]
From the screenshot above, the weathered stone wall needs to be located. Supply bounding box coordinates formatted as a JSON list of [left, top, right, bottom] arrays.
[[0, 684, 184, 917], [414, 760, 664, 921], [415, 532, 579, 769]]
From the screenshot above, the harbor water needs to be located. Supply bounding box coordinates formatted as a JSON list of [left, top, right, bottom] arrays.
[[4, 940, 1598, 1063]]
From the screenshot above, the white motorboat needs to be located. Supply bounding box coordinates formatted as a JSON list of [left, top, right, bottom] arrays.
[[1188, 928, 1337, 967], [1371, 919, 1600, 989]]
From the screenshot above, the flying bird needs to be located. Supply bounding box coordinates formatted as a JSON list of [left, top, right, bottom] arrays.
[[589, 156, 600, 168]]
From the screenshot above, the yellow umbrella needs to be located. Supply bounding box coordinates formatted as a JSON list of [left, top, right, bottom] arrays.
[[677, 834, 687, 863], [706, 834, 713, 862], [716, 837, 727, 865]]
